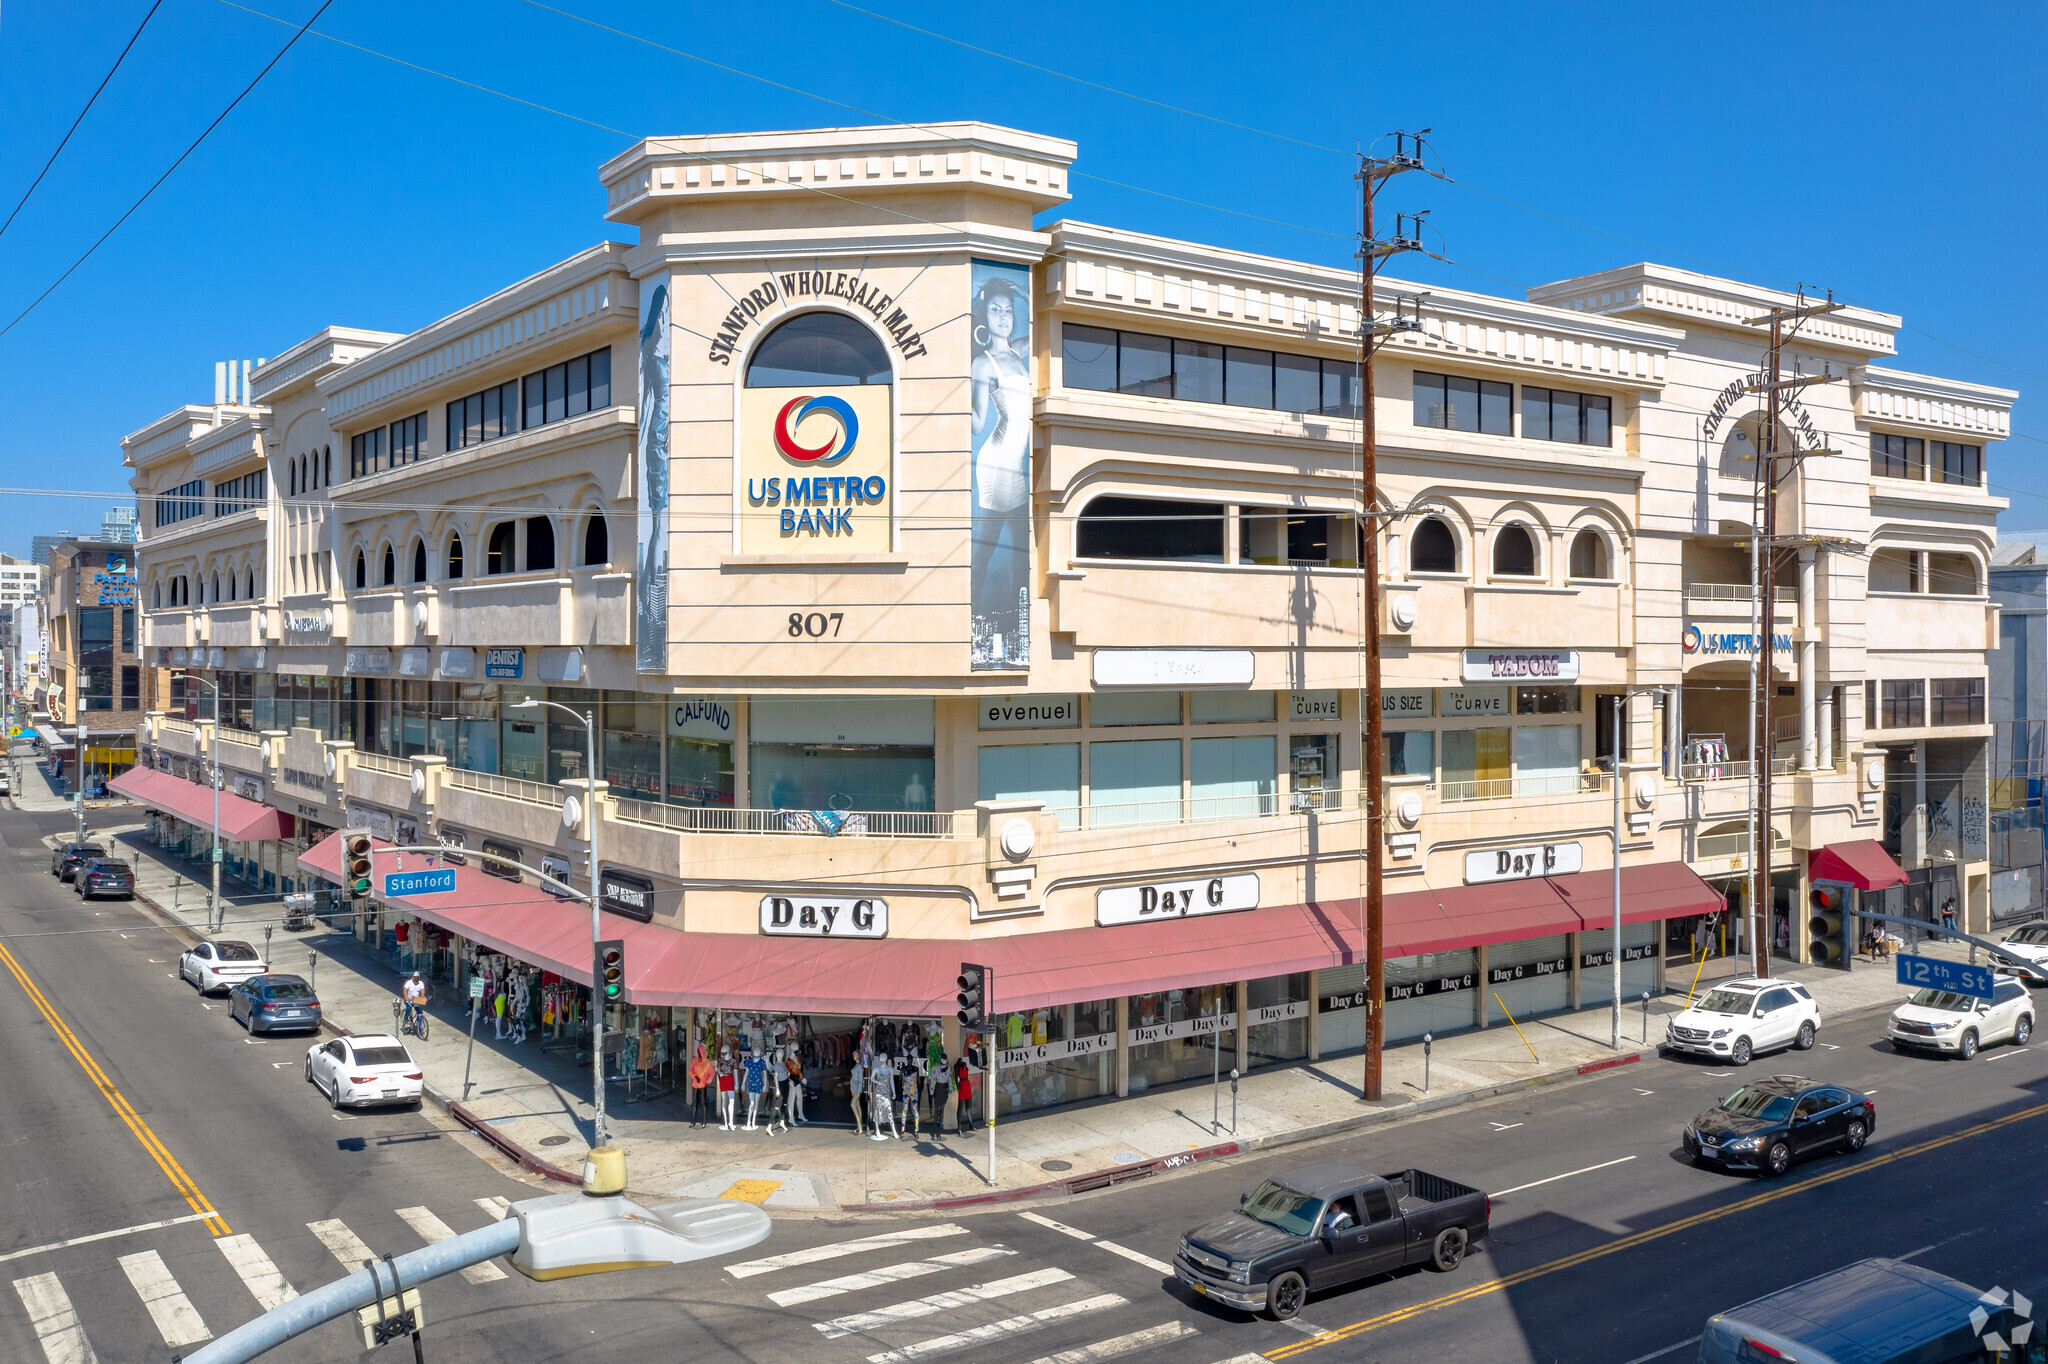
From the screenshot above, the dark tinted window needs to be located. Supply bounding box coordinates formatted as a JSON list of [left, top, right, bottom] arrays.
[[1871, 432, 1924, 480], [1492, 525, 1537, 576], [1076, 496, 1225, 563], [263, 980, 316, 1000], [1225, 347, 1274, 408], [1360, 1186, 1395, 1223], [746, 313, 890, 387], [1275, 352, 1320, 414], [1117, 332, 1172, 397], [1414, 371, 1511, 435], [216, 942, 261, 961], [1410, 517, 1457, 573], [351, 1046, 412, 1067], [1524, 386, 1612, 447], [1062, 324, 1118, 391], [1173, 339, 1224, 404], [1932, 440, 1981, 487]]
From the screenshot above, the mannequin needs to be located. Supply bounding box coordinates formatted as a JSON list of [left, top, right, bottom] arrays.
[[763, 1047, 788, 1135], [848, 1054, 867, 1137], [688, 1045, 714, 1128], [901, 1051, 922, 1138], [868, 1053, 899, 1141], [925, 1049, 949, 1141], [716, 1047, 738, 1130], [741, 1043, 770, 1131], [493, 984, 509, 1040], [510, 975, 530, 1045], [784, 1047, 806, 1126]]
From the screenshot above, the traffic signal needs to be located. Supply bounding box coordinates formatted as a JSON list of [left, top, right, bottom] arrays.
[[956, 962, 991, 1031], [595, 939, 625, 1002], [345, 835, 373, 898]]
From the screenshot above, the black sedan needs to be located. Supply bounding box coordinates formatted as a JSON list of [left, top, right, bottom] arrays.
[[1681, 1075, 1874, 1177], [228, 974, 323, 1034]]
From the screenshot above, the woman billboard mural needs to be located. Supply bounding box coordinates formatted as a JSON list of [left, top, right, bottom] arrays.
[[636, 282, 670, 673], [970, 260, 1032, 670]]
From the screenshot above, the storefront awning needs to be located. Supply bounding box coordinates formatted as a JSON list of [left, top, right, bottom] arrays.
[[108, 767, 294, 842], [1377, 861, 1727, 958], [1808, 840, 1909, 892], [34, 724, 73, 751]]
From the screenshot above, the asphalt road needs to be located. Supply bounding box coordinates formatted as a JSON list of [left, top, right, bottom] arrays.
[[2, 789, 2044, 1364]]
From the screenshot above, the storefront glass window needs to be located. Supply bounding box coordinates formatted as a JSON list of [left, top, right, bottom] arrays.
[[1489, 933, 1572, 1020], [1383, 729, 1434, 781], [500, 684, 544, 780], [603, 690, 664, 802], [454, 683, 499, 774], [991, 996, 1116, 1117], [978, 743, 1081, 829], [750, 743, 934, 812], [1290, 733, 1337, 809], [1513, 723, 1582, 795], [253, 672, 275, 732], [666, 736, 734, 806], [1191, 734, 1275, 819], [546, 687, 599, 784], [1321, 950, 1479, 1050], [1442, 727, 1509, 798], [1516, 686, 1582, 715], [1126, 982, 1235, 1092], [397, 680, 429, 756], [1089, 690, 1179, 726], [1577, 923, 1660, 1006], [1190, 690, 1276, 724], [1246, 973, 1309, 1066], [1089, 738, 1180, 827]]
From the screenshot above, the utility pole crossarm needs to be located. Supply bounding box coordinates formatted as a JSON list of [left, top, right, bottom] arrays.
[[1745, 373, 1841, 395]]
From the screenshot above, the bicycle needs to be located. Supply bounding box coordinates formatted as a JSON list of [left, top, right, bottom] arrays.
[[392, 997, 430, 1040]]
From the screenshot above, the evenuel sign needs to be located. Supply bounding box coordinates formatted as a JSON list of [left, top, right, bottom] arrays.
[[1097, 873, 1258, 926], [1461, 649, 1580, 682], [758, 894, 887, 938], [1464, 841, 1583, 884]]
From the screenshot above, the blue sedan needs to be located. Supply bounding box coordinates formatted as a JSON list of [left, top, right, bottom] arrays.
[[228, 974, 323, 1034]]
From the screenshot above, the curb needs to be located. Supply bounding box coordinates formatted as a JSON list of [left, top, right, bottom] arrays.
[[841, 1140, 1243, 1214], [447, 1100, 583, 1185]]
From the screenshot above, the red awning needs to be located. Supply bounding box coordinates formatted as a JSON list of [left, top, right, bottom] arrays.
[[109, 766, 294, 842], [1374, 861, 1727, 958], [1808, 840, 1909, 892]]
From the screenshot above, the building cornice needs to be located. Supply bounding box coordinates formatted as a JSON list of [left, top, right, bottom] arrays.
[[122, 406, 257, 470], [250, 327, 402, 403], [1852, 365, 2016, 441], [621, 224, 1050, 278], [188, 414, 270, 479], [1526, 263, 1900, 357]]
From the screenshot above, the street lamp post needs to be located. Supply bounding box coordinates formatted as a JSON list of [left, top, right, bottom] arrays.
[[177, 672, 225, 931], [512, 698, 606, 1146]]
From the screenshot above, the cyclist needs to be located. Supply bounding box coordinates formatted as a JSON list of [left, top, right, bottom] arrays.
[[401, 970, 428, 1036]]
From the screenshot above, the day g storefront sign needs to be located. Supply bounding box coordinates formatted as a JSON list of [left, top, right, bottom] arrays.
[[1461, 649, 1580, 683], [1097, 872, 1259, 926], [758, 893, 887, 938], [1464, 841, 1583, 884]]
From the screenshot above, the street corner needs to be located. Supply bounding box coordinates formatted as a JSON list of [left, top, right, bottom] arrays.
[[667, 1164, 838, 1210]]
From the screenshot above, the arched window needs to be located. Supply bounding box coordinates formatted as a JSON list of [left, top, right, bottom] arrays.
[[411, 539, 427, 584], [322, 445, 331, 487], [381, 545, 396, 586], [247, 568, 255, 598], [447, 534, 464, 579], [1409, 517, 1457, 573], [745, 311, 893, 387], [486, 522, 515, 575], [354, 549, 367, 590], [152, 582, 162, 609], [287, 461, 297, 497], [526, 517, 556, 572], [211, 572, 221, 602], [1568, 528, 1609, 580], [1076, 496, 1225, 562], [226, 572, 237, 602], [1492, 524, 1537, 577], [582, 511, 609, 566]]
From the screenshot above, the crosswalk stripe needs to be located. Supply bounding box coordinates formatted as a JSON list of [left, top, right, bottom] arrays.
[[306, 1218, 375, 1272], [12, 1273, 98, 1364], [396, 1208, 506, 1283], [117, 1249, 211, 1348], [215, 1234, 299, 1312], [1017, 1211, 1174, 1275], [728, 1224, 969, 1279], [1029, 1320, 1202, 1364], [476, 1197, 513, 1222], [865, 1293, 1127, 1363], [769, 1247, 1015, 1307], [818, 1267, 1072, 1339]]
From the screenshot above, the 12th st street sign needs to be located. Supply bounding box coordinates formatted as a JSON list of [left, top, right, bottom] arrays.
[[1896, 952, 1995, 1002], [385, 868, 457, 897]]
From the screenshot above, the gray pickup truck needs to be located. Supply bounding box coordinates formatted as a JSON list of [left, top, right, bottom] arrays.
[[1174, 1161, 1490, 1320]]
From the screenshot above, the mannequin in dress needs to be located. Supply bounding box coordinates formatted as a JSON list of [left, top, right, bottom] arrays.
[[763, 1047, 787, 1136], [510, 975, 530, 1045], [848, 1054, 867, 1137], [688, 1045, 714, 1128], [716, 1047, 738, 1130], [868, 1053, 898, 1141], [742, 1043, 770, 1131], [784, 1048, 806, 1126]]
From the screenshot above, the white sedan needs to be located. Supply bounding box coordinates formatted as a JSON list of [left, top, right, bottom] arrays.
[[305, 1034, 425, 1110], [179, 940, 268, 995]]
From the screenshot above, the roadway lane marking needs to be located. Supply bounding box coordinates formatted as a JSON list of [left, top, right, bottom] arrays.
[[1818, 1042, 1841, 1050], [12, 1272, 98, 1364], [476, 1197, 512, 1221], [1282, 1318, 1329, 1337], [0, 941, 229, 1237], [817, 1267, 1072, 1338], [1263, 1098, 2048, 1359], [769, 1247, 1014, 1306], [1017, 1211, 1174, 1274], [864, 1294, 1126, 1363], [1619, 1335, 1701, 1364], [1028, 1320, 1200, 1364], [0, 1213, 214, 1265], [1488, 1122, 1523, 1131], [1986, 1047, 2030, 1062], [216, 1234, 297, 1311], [396, 1207, 506, 1283], [118, 1249, 211, 1347], [307, 1219, 375, 1271], [728, 1224, 970, 1278], [1491, 1156, 1637, 1197], [1634, 1088, 1654, 1095]]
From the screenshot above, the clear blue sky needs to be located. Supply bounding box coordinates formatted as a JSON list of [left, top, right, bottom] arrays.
[[1, 0, 2041, 559]]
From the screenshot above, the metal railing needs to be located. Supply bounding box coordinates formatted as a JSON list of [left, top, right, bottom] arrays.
[[1436, 772, 1610, 804], [444, 767, 562, 808], [1680, 756, 1798, 782], [611, 800, 974, 838], [1695, 829, 1791, 859], [159, 717, 196, 736], [1685, 582, 1800, 603], [351, 749, 410, 776]]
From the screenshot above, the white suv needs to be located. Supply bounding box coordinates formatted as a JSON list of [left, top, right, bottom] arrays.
[[1888, 974, 2034, 1059], [1664, 977, 1821, 1066]]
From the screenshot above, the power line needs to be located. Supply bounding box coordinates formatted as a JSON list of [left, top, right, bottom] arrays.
[[0, 0, 337, 342], [0, 0, 166, 242]]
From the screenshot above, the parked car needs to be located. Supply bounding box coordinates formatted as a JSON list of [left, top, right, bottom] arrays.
[[179, 939, 267, 994], [1662, 977, 1821, 1065], [1992, 922, 2048, 984], [50, 841, 106, 882], [228, 974, 322, 1034], [1888, 974, 2034, 1059], [1174, 1162, 1490, 1320], [304, 1034, 424, 1110], [1682, 1075, 1874, 1177], [0, 769, 13, 795], [72, 857, 134, 900], [1698, 1257, 2018, 1364]]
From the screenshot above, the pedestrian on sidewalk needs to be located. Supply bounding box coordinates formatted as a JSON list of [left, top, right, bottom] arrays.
[[1941, 896, 1958, 939], [688, 1046, 714, 1129], [848, 1054, 867, 1136]]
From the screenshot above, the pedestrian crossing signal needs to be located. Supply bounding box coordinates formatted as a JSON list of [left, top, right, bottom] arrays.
[[956, 962, 990, 1030], [596, 939, 624, 1000], [345, 835, 373, 897]]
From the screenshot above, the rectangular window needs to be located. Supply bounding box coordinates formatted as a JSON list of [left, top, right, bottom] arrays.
[[1088, 737, 1181, 827], [517, 347, 612, 434], [1871, 432, 1925, 480], [1513, 722, 1582, 795], [1515, 686, 1582, 715], [1413, 371, 1510, 435], [120, 665, 139, 709], [1932, 678, 1985, 726], [1275, 352, 1321, 414], [1117, 332, 1172, 397], [1225, 346, 1274, 408], [156, 479, 206, 526], [978, 743, 1082, 829], [1383, 729, 1434, 780], [1063, 325, 1353, 416], [1076, 496, 1225, 563], [1441, 726, 1510, 799], [1523, 386, 1612, 446], [388, 412, 427, 465], [119, 608, 133, 652], [1063, 323, 1118, 391], [1192, 733, 1276, 819], [1172, 339, 1224, 404], [1088, 690, 1180, 726], [1881, 679, 1926, 729], [350, 428, 385, 478], [1931, 441, 1982, 487]]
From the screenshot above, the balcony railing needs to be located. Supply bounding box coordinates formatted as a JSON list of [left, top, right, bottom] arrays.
[[1696, 829, 1791, 859], [1680, 757, 1798, 782], [1437, 772, 1611, 804], [611, 800, 975, 838], [159, 717, 196, 737], [444, 767, 561, 808], [215, 729, 260, 752], [1685, 582, 1799, 603], [351, 750, 410, 777]]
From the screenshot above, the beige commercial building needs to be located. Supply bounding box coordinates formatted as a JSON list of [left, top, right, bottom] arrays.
[[122, 122, 2012, 1119]]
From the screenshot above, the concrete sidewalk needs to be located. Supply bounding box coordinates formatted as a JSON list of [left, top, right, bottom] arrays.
[[55, 796, 1983, 1216]]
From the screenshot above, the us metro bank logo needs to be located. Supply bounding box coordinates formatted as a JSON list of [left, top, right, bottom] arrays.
[[747, 394, 887, 536]]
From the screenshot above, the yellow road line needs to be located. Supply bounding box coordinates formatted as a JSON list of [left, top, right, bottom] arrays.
[[0, 940, 230, 1236], [1266, 1100, 2048, 1358]]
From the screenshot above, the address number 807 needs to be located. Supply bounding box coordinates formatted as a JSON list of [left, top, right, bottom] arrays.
[[787, 612, 844, 638]]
